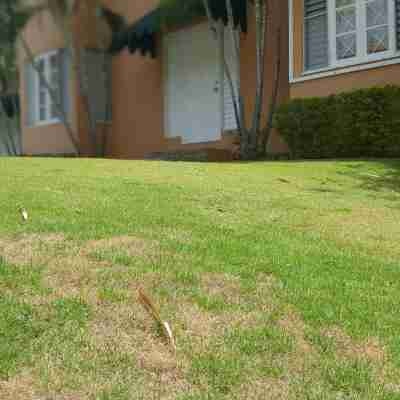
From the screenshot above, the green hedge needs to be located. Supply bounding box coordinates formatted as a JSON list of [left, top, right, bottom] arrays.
[[274, 85, 400, 158]]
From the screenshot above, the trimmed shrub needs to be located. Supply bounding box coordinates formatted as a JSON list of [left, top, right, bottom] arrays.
[[274, 85, 400, 159]]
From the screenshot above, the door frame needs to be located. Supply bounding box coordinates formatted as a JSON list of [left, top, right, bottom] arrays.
[[163, 21, 224, 143]]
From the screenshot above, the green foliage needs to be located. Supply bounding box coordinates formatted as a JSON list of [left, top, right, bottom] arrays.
[[0, 1, 30, 87], [225, 325, 294, 356], [191, 354, 245, 395], [0, 296, 39, 378], [275, 85, 400, 159], [0, 257, 44, 295]]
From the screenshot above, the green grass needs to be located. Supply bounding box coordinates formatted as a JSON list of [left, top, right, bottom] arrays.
[[0, 157, 400, 399]]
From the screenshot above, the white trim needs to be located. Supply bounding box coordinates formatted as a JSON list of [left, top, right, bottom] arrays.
[[290, 53, 400, 83], [219, 21, 225, 133], [289, 0, 294, 81], [327, 0, 396, 69], [290, 0, 399, 83], [33, 50, 61, 126]]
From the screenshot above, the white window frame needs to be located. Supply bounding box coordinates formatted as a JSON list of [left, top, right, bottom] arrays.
[[292, 0, 400, 82], [34, 50, 61, 126], [328, 0, 397, 69]]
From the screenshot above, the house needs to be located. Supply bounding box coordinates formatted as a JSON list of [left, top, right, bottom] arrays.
[[18, 0, 400, 159]]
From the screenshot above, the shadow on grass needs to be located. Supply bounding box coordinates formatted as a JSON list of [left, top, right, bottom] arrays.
[[338, 159, 400, 196]]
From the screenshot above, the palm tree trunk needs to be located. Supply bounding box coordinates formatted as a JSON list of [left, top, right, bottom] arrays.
[[225, 0, 247, 151], [261, 27, 281, 155], [101, 53, 112, 157], [5, 115, 18, 156], [79, 48, 99, 156], [249, 0, 268, 158]]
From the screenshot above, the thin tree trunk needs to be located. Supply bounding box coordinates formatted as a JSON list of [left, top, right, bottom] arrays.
[[0, 103, 15, 156], [250, 0, 268, 158], [261, 28, 281, 155], [79, 48, 99, 156], [61, 14, 98, 157], [10, 95, 22, 154], [5, 115, 17, 156], [19, 34, 80, 154], [101, 52, 112, 157], [4, 0, 20, 155], [1, 128, 12, 156], [225, 0, 247, 149]]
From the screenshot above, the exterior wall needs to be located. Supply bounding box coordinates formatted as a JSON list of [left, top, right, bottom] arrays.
[[18, 10, 78, 156], [290, 0, 400, 98], [290, 63, 400, 98], [83, 0, 166, 159], [291, 0, 304, 79]]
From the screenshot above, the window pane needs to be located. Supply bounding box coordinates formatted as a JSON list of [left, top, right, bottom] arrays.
[[367, 0, 388, 27], [39, 90, 46, 107], [336, 7, 356, 34], [336, 0, 355, 8], [37, 59, 44, 73], [305, 13, 329, 70], [39, 107, 46, 121], [367, 26, 389, 53], [51, 103, 58, 119], [50, 54, 61, 119], [337, 33, 357, 59], [50, 54, 57, 69]]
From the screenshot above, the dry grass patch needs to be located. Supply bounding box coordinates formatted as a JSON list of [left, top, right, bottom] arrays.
[[321, 326, 400, 389], [0, 233, 65, 266], [239, 378, 290, 400], [278, 312, 316, 356], [301, 206, 400, 260], [0, 371, 37, 400], [322, 327, 386, 363], [82, 235, 159, 259], [201, 272, 242, 300], [200, 272, 280, 307], [87, 299, 193, 399], [44, 255, 100, 303]]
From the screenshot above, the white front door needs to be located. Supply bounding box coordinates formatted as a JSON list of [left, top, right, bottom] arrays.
[[164, 23, 222, 144]]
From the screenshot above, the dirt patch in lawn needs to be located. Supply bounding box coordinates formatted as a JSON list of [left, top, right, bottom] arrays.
[[321, 326, 400, 390], [278, 312, 316, 356], [200, 272, 243, 301], [87, 299, 193, 399], [322, 327, 386, 363], [239, 378, 290, 400], [0, 371, 37, 400], [0, 233, 65, 266], [200, 272, 280, 308], [82, 235, 159, 259]]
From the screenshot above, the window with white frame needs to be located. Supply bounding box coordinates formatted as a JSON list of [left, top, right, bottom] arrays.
[[35, 51, 61, 124], [304, 0, 399, 72]]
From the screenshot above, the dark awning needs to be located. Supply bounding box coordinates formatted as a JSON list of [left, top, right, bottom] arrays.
[[108, 0, 248, 58]]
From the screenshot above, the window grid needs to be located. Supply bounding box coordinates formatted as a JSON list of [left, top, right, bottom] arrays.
[[304, 0, 398, 73], [34, 51, 61, 125]]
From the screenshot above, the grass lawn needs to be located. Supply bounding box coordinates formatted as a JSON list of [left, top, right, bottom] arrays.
[[0, 157, 400, 399]]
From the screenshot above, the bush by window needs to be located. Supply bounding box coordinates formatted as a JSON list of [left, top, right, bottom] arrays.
[[274, 85, 400, 158]]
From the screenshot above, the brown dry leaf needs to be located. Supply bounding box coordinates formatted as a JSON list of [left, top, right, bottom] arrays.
[[138, 288, 176, 350]]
